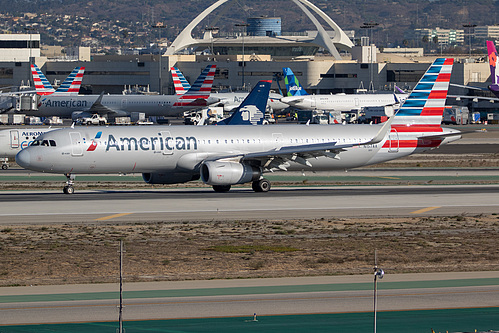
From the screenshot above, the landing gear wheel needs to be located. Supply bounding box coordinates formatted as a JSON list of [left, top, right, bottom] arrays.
[[252, 178, 271, 192], [63, 185, 74, 194], [1, 164, 8, 170], [212, 185, 231, 193], [63, 173, 76, 194]]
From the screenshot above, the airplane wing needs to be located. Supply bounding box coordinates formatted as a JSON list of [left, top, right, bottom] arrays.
[[205, 118, 393, 170], [447, 94, 499, 102], [87, 91, 119, 115], [450, 83, 488, 91]]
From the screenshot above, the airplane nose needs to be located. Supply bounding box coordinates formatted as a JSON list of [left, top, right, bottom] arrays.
[[15, 150, 31, 168]]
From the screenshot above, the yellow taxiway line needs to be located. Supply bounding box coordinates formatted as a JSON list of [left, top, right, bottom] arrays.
[[410, 206, 441, 214], [95, 213, 133, 221]]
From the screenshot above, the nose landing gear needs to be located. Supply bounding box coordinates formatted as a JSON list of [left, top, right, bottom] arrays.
[[63, 173, 75, 194]]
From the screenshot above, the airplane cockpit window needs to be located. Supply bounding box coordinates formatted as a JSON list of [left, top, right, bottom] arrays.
[[29, 139, 56, 147], [31, 140, 40, 146], [41, 140, 50, 146], [49, 140, 57, 147]]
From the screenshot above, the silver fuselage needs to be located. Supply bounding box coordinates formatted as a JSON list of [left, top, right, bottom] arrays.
[[21, 94, 220, 118], [281, 93, 408, 111]]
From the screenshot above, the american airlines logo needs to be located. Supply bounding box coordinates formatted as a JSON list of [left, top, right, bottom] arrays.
[[104, 134, 198, 152]]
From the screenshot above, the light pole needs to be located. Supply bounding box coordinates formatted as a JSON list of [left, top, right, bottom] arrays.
[[151, 22, 166, 94], [360, 22, 378, 92], [204, 27, 219, 55], [235, 23, 249, 88], [462, 24, 476, 61], [373, 251, 384, 333], [24, 26, 36, 85]]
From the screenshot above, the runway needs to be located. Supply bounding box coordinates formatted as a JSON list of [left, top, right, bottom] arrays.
[[0, 272, 498, 325]]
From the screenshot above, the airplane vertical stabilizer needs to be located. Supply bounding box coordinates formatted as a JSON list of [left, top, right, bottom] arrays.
[[171, 67, 191, 95], [283, 67, 309, 96], [486, 41, 499, 95], [31, 64, 55, 95], [393, 58, 453, 126], [31, 65, 85, 96], [174, 65, 216, 107], [52, 67, 85, 95], [217, 80, 271, 125]]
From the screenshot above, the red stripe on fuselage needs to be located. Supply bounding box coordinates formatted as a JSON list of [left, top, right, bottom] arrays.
[[391, 125, 443, 133]]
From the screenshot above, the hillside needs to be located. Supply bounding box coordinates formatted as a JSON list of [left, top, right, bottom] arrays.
[[0, 0, 497, 48]]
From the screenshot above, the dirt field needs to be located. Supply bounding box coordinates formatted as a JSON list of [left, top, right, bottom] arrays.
[[1, 214, 498, 286]]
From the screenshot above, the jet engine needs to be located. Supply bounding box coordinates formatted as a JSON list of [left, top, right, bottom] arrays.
[[142, 172, 199, 184], [200, 161, 261, 186]]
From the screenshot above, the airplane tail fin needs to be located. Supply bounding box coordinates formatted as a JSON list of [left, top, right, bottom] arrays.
[[53, 67, 85, 95], [486, 41, 499, 94], [393, 58, 453, 126], [217, 80, 271, 125], [171, 67, 191, 95], [283, 67, 308, 96], [31, 64, 55, 95], [174, 65, 216, 107]]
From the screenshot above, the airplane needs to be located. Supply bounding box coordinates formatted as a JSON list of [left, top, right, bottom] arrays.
[[448, 40, 499, 102], [16, 65, 219, 119], [170, 67, 288, 112], [0, 127, 54, 169], [31, 64, 85, 96], [16, 58, 462, 194], [280, 67, 409, 111]]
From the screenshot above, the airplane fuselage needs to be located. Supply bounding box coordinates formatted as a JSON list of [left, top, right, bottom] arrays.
[[212, 92, 288, 111], [15, 124, 459, 176], [281, 93, 408, 112], [21, 94, 220, 118]]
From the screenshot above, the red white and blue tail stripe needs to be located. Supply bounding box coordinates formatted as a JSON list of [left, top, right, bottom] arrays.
[[31, 64, 55, 95], [31, 65, 85, 96], [393, 58, 453, 126], [171, 67, 191, 95], [52, 67, 85, 95], [174, 65, 216, 107]]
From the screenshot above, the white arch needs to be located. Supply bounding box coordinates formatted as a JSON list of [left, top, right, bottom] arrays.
[[166, 0, 353, 59]]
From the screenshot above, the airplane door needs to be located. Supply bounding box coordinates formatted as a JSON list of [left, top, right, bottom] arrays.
[[121, 99, 128, 110], [354, 98, 359, 107], [388, 130, 399, 153], [311, 96, 316, 108], [9, 130, 19, 149], [69, 132, 83, 156], [161, 131, 174, 155]]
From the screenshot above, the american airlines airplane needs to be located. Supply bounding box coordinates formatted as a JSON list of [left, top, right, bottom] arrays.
[[280, 67, 408, 111], [16, 58, 461, 194], [20, 65, 219, 119], [171, 67, 288, 112]]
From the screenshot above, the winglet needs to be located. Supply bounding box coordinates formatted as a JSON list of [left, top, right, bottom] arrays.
[[366, 117, 394, 145]]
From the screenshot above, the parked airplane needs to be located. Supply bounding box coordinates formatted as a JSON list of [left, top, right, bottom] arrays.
[[0, 127, 54, 169], [449, 41, 499, 102], [18, 65, 219, 119], [31, 64, 85, 96], [170, 67, 287, 112], [280, 67, 408, 111], [17, 58, 461, 194]]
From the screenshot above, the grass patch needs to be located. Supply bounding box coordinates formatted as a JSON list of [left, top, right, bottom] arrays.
[[203, 245, 302, 253]]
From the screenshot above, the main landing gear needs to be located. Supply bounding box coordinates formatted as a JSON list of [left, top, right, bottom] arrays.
[[63, 173, 75, 194], [211, 178, 271, 193]]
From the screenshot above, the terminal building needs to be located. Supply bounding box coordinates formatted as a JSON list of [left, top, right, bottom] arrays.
[[0, 0, 497, 117]]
